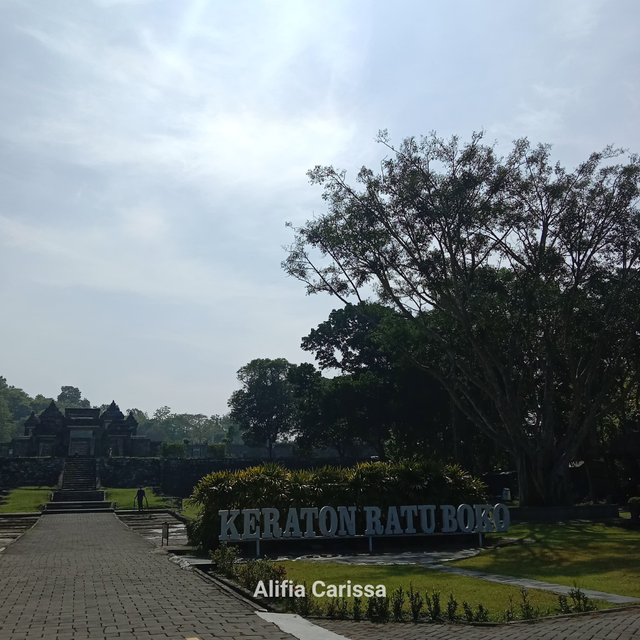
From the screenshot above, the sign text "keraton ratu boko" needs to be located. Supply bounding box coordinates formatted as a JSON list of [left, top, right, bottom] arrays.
[[218, 503, 510, 541]]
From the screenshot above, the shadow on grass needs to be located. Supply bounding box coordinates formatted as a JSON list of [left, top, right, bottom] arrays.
[[452, 523, 640, 595]]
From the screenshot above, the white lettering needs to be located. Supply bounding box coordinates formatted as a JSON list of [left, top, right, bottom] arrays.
[[218, 509, 241, 541], [418, 505, 436, 533], [262, 508, 282, 539], [242, 509, 260, 540], [353, 584, 363, 597], [283, 508, 302, 538], [300, 508, 318, 538], [375, 585, 386, 596], [253, 580, 268, 597], [294, 584, 305, 597], [319, 506, 338, 537], [312, 581, 326, 597], [493, 503, 510, 532], [473, 504, 495, 532], [364, 506, 383, 535], [401, 505, 418, 534], [441, 505, 457, 533], [364, 585, 375, 597], [385, 506, 403, 535], [338, 506, 356, 536], [456, 504, 475, 533]]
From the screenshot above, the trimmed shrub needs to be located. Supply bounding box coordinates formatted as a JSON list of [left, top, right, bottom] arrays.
[[160, 442, 187, 458], [207, 443, 227, 459]]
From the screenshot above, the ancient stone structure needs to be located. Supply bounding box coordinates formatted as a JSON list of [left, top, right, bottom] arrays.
[[4, 401, 150, 458]]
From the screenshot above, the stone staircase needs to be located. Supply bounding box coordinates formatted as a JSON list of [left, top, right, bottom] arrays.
[[61, 457, 97, 491], [44, 457, 114, 513], [0, 514, 40, 551]]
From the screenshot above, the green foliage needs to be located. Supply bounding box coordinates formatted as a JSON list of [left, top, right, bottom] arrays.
[[568, 583, 597, 612], [228, 358, 296, 456], [103, 487, 175, 510], [391, 586, 405, 621], [446, 592, 459, 621], [503, 595, 516, 622], [0, 487, 54, 513], [408, 582, 423, 621], [425, 589, 441, 621], [234, 559, 287, 593], [159, 441, 187, 458], [366, 595, 390, 622], [519, 588, 537, 620], [556, 595, 571, 614], [352, 596, 362, 621], [463, 600, 474, 622], [189, 458, 486, 550], [210, 542, 239, 578], [206, 443, 227, 459], [298, 583, 317, 617], [284, 132, 640, 506], [56, 386, 90, 409], [325, 597, 338, 619], [474, 603, 490, 622]]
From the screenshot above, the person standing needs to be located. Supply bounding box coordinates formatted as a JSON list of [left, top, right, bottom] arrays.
[[135, 487, 149, 511]]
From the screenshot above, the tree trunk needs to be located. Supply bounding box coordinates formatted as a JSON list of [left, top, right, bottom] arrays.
[[515, 451, 571, 506]]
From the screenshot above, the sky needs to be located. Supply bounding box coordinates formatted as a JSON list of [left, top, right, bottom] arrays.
[[0, 0, 638, 416]]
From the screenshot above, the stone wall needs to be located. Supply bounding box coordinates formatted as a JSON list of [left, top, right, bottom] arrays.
[[0, 458, 64, 488], [97, 457, 373, 497]]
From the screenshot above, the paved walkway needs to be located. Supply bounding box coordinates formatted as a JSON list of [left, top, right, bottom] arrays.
[[2, 513, 640, 640], [0, 513, 294, 640], [317, 608, 640, 639]]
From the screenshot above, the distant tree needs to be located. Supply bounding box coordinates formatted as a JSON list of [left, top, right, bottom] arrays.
[[56, 386, 90, 409], [126, 408, 150, 426], [228, 358, 295, 458]]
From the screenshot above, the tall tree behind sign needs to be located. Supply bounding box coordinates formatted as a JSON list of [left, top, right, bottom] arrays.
[[283, 131, 640, 506]]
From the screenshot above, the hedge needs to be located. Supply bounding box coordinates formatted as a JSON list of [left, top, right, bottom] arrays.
[[188, 459, 486, 550]]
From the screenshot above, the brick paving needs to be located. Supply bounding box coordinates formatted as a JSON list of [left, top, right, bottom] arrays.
[[316, 607, 640, 639], [0, 513, 294, 640], [2, 513, 640, 640]]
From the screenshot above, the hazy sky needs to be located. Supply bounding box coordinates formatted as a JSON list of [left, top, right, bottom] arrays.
[[0, 0, 638, 416]]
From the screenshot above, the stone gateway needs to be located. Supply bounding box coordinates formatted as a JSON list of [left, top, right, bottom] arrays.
[[4, 400, 150, 458]]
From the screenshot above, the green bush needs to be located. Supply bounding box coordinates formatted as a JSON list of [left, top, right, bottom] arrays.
[[207, 443, 227, 459], [235, 559, 287, 593], [160, 442, 187, 458], [210, 542, 239, 578], [188, 458, 486, 550]]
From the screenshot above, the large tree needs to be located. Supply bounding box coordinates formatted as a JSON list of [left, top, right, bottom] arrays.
[[283, 132, 640, 506], [228, 358, 296, 458]]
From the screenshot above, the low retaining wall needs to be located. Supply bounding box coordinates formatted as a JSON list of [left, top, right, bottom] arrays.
[[510, 504, 619, 522], [97, 457, 371, 497], [0, 458, 64, 488]]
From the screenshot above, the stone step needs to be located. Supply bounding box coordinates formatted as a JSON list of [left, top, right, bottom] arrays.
[[44, 501, 113, 512], [42, 508, 114, 514], [53, 490, 105, 502]]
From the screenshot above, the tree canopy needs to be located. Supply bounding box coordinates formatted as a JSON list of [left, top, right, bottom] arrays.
[[283, 132, 640, 505]]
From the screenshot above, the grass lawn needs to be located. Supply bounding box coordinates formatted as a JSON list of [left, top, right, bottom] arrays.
[[180, 499, 201, 520], [103, 487, 177, 510], [278, 561, 614, 622], [0, 487, 54, 513], [449, 522, 640, 598]]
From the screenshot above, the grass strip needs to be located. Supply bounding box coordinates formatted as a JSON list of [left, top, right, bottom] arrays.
[[278, 560, 615, 622], [449, 522, 640, 598], [0, 487, 54, 513], [103, 487, 177, 510]]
